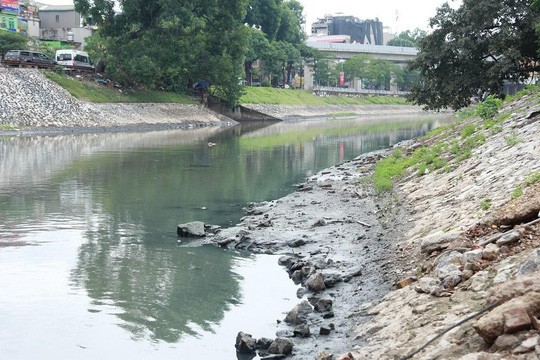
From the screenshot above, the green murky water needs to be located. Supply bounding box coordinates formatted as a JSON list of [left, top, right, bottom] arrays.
[[0, 115, 448, 358]]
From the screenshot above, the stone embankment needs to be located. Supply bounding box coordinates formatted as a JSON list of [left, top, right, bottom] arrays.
[[244, 103, 430, 121], [350, 90, 540, 359], [207, 91, 540, 359], [0, 67, 226, 129]]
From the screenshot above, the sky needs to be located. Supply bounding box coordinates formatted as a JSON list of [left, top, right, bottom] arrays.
[[297, 0, 462, 34], [40, 0, 462, 35]]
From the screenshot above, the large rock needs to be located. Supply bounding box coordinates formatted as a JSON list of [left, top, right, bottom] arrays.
[[487, 183, 540, 225], [284, 300, 313, 325], [474, 292, 540, 342], [306, 272, 326, 292], [267, 338, 293, 355], [177, 221, 206, 237], [420, 230, 461, 253], [235, 332, 257, 354]]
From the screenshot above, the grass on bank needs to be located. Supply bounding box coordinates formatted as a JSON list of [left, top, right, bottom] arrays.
[[44, 72, 195, 104], [371, 86, 537, 194], [239, 87, 408, 105], [512, 172, 540, 199], [45, 71, 408, 106]]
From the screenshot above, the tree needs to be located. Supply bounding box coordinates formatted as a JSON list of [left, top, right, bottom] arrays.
[[408, 0, 540, 110], [74, 0, 249, 105], [343, 54, 398, 90], [0, 31, 27, 60], [387, 28, 427, 47], [245, 28, 272, 85], [244, 0, 282, 41]]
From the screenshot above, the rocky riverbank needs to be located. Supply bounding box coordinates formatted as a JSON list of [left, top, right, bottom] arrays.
[[207, 90, 540, 359], [0, 67, 226, 129]]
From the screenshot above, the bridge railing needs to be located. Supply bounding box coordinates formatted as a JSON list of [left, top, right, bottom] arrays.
[[313, 86, 410, 96]]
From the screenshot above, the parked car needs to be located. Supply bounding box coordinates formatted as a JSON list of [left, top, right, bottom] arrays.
[[55, 49, 94, 71], [3, 50, 56, 69]]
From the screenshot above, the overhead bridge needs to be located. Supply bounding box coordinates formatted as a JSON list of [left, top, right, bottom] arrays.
[[306, 42, 419, 64]]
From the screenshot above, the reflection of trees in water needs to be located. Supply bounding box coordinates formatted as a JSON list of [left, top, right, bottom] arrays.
[[70, 216, 241, 343]]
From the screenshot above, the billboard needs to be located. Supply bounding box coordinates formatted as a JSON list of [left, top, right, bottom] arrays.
[[1, 0, 19, 13]]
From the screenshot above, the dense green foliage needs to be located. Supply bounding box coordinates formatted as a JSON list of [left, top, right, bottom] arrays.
[[74, 0, 307, 105], [0, 31, 27, 59], [387, 28, 427, 48], [74, 0, 250, 105], [244, 0, 306, 86], [408, 0, 540, 111]]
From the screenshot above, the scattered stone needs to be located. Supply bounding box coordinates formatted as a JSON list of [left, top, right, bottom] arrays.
[[461, 269, 474, 280], [513, 336, 539, 353], [323, 312, 335, 319], [491, 334, 521, 351], [287, 238, 307, 248], [482, 243, 500, 261], [319, 326, 332, 335], [337, 353, 355, 360], [415, 277, 441, 295], [278, 255, 297, 268], [313, 218, 327, 227], [267, 338, 293, 356], [314, 298, 333, 312], [177, 221, 206, 237], [323, 273, 343, 288], [442, 273, 462, 288], [474, 292, 540, 341], [496, 230, 522, 246], [293, 324, 310, 338], [420, 230, 461, 253], [317, 350, 334, 360], [503, 308, 532, 334], [257, 337, 274, 350]]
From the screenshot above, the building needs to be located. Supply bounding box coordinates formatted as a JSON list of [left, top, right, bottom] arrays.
[[310, 14, 384, 45], [37, 3, 93, 46], [0, 0, 19, 32], [19, 2, 40, 37]]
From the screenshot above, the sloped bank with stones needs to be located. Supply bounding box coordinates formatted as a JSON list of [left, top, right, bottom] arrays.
[[0, 68, 226, 129], [351, 92, 540, 359]]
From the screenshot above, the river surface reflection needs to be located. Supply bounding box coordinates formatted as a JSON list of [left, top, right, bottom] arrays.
[[0, 114, 450, 358]]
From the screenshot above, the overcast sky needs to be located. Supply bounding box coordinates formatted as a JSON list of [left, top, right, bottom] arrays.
[[298, 0, 462, 34], [41, 0, 462, 34]]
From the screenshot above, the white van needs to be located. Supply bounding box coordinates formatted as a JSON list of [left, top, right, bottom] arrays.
[[55, 49, 94, 71]]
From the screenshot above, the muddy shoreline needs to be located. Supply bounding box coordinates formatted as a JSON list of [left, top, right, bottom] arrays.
[[209, 92, 540, 360], [208, 148, 410, 358]]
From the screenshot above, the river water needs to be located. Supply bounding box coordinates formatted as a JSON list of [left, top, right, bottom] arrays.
[[0, 115, 448, 358]]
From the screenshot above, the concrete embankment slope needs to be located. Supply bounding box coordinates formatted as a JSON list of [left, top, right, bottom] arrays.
[[0, 68, 226, 128], [209, 91, 540, 359], [243, 103, 429, 120], [352, 91, 540, 359]]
